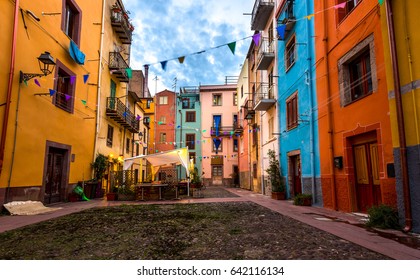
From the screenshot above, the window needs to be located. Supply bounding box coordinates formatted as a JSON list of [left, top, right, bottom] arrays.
[[186, 111, 196, 122], [213, 138, 223, 153], [62, 0, 81, 44], [241, 85, 244, 98], [268, 117, 274, 139], [286, 92, 298, 130], [213, 94, 222, 106], [136, 142, 140, 156], [54, 62, 75, 113], [159, 96, 168, 105], [182, 98, 190, 109], [126, 138, 130, 153], [160, 133, 166, 143], [147, 99, 152, 108], [186, 134, 195, 150], [160, 116, 166, 124], [253, 163, 257, 179], [143, 116, 150, 125], [285, 35, 296, 70], [212, 165, 223, 177], [233, 92, 238, 106], [338, 34, 377, 106], [337, 0, 363, 24], [107, 125, 114, 147], [233, 139, 238, 152]]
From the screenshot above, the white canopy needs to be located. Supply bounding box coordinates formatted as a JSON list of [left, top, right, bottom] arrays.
[[124, 147, 190, 177]]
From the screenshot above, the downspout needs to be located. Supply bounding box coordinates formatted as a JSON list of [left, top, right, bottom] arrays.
[[385, 0, 412, 232], [306, 0, 316, 204], [0, 0, 20, 177], [93, 0, 106, 159], [322, 0, 337, 210]]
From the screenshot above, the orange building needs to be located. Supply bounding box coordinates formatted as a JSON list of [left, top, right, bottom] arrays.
[[314, 0, 396, 212], [154, 90, 176, 153]]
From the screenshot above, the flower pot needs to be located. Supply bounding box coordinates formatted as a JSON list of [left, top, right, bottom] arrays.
[[271, 191, 285, 200], [106, 193, 117, 201]]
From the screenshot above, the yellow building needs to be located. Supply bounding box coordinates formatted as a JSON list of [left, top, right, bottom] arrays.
[[380, 0, 420, 233], [0, 0, 102, 205], [94, 0, 141, 194]]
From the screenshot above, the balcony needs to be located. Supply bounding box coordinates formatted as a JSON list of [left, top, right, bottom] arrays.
[[278, 0, 296, 40], [210, 126, 237, 137], [257, 38, 275, 70], [109, 52, 130, 82], [106, 97, 139, 133], [143, 117, 150, 128], [110, 7, 133, 44], [244, 99, 255, 122], [253, 83, 276, 111], [251, 0, 275, 31], [234, 122, 244, 135]]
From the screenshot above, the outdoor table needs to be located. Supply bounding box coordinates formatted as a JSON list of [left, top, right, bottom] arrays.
[[135, 183, 168, 201]]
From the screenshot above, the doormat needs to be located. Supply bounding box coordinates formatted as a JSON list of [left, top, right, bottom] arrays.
[[3, 201, 62, 216]]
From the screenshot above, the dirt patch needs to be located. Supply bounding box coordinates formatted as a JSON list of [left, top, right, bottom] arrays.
[[0, 202, 390, 260]]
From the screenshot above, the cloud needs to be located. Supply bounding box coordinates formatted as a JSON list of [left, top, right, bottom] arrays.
[[124, 0, 254, 95]]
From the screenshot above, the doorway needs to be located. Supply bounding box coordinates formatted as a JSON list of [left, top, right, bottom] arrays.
[[288, 153, 302, 196], [353, 142, 381, 212]]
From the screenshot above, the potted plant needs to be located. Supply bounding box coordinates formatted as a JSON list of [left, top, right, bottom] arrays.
[[293, 193, 312, 206], [117, 185, 135, 201], [106, 186, 118, 201], [266, 149, 286, 200], [91, 153, 107, 199]]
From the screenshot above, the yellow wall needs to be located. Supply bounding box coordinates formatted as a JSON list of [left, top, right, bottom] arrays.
[[0, 0, 101, 198]]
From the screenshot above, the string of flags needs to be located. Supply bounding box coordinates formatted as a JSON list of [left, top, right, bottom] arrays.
[[147, 0, 384, 72]]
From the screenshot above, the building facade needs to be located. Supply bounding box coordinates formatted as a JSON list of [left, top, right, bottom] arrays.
[[0, 0, 101, 205], [276, 0, 321, 204], [314, 0, 396, 213], [380, 0, 420, 232], [200, 84, 239, 187]]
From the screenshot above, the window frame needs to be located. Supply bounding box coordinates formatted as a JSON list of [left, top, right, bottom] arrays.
[[160, 132, 166, 143], [186, 134, 196, 150], [159, 96, 168, 105], [286, 91, 298, 130], [53, 60, 75, 113], [61, 0, 82, 45], [107, 125, 114, 147], [212, 93, 222, 106], [186, 111, 196, 122], [285, 35, 296, 71], [337, 0, 363, 24]]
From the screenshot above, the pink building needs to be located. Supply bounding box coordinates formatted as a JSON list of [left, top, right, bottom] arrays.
[[200, 84, 240, 186]]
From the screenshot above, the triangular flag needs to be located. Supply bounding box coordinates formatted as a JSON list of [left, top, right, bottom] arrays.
[[83, 74, 89, 84], [81, 100, 87, 106], [178, 56, 185, 64], [378, 0, 384, 4], [277, 25, 286, 40], [65, 94, 71, 101], [34, 79, 41, 87], [227, 42, 236, 55], [161, 61, 167, 71], [136, 115, 141, 120], [24, 80, 28, 86], [252, 33, 261, 46], [70, 75, 76, 85], [125, 68, 132, 79], [49, 89, 56, 96], [123, 111, 127, 117], [306, 14, 314, 20], [334, 2, 347, 9]]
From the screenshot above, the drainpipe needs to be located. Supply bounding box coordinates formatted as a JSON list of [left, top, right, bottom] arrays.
[[0, 0, 19, 177], [306, 0, 316, 204], [385, 0, 412, 232], [93, 0, 106, 159], [322, 0, 337, 210]]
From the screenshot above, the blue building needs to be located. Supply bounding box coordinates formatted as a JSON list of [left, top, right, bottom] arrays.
[[276, 0, 322, 205], [176, 86, 202, 180]]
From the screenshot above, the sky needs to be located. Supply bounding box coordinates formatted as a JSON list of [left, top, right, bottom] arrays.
[[123, 0, 256, 95]]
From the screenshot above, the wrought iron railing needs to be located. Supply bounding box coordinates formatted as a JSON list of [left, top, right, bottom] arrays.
[[253, 83, 275, 107], [106, 97, 139, 132]]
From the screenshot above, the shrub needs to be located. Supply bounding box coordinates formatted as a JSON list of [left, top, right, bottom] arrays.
[[366, 204, 401, 230], [293, 193, 312, 206]]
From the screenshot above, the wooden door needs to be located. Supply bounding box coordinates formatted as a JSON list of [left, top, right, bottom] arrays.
[[354, 143, 381, 212], [290, 155, 302, 195], [45, 148, 65, 204]]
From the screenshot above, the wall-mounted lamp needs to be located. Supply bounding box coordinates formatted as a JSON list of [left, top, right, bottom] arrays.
[[138, 132, 143, 141], [19, 51, 56, 83]]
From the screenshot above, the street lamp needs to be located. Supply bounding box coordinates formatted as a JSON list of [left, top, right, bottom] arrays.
[[19, 51, 56, 83]]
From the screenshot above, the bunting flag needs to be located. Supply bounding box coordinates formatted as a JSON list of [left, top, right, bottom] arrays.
[[178, 56, 185, 64], [227, 42, 236, 55], [125, 68, 132, 79], [136, 115, 141, 121], [306, 14, 314, 20], [34, 79, 41, 87], [24, 80, 28, 86], [65, 94, 71, 101], [83, 74, 89, 84], [123, 111, 127, 117], [70, 75, 76, 85], [49, 89, 56, 96], [378, 0, 384, 4], [81, 100, 87, 106], [334, 2, 347, 9], [252, 33, 261, 46], [213, 138, 221, 154], [277, 25, 286, 40], [161, 61, 167, 71]]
